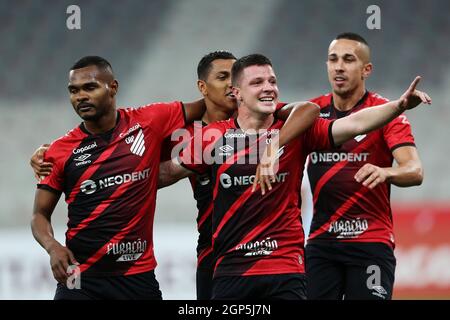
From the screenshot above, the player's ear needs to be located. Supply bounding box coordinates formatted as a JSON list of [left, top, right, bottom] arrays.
[[362, 63, 373, 80], [109, 80, 119, 97], [232, 86, 241, 102], [197, 80, 207, 96]]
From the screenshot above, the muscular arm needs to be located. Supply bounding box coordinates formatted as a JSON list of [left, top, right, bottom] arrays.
[[31, 188, 79, 283], [332, 99, 405, 146], [332, 76, 431, 146], [354, 146, 423, 189], [158, 159, 194, 189], [273, 101, 320, 145], [184, 99, 207, 123], [252, 101, 320, 194], [31, 189, 61, 253]]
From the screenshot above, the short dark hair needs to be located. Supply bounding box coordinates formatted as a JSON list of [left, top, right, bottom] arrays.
[[71, 55, 113, 72], [197, 51, 236, 80], [335, 32, 369, 46], [231, 54, 273, 86]]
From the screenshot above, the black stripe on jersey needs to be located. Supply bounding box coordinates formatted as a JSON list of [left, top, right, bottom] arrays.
[[66, 163, 148, 267], [213, 185, 297, 275], [390, 142, 416, 152], [76, 195, 148, 275], [180, 102, 187, 127], [37, 184, 62, 196], [66, 135, 142, 230], [62, 137, 101, 193], [328, 120, 337, 148], [331, 91, 369, 117]]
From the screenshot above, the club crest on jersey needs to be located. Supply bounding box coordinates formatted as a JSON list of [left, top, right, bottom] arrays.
[[127, 129, 146, 156]]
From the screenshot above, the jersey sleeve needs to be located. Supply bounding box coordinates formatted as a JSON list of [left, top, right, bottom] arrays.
[[177, 124, 221, 175], [382, 114, 415, 151], [134, 101, 186, 139], [37, 142, 65, 193], [301, 118, 334, 152]]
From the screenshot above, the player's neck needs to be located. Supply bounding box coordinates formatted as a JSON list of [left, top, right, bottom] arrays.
[[201, 103, 234, 124], [236, 107, 274, 132], [332, 86, 366, 111], [83, 109, 117, 135]]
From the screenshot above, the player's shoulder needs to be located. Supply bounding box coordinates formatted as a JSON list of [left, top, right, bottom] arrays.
[[366, 91, 390, 106], [120, 101, 182, 115], [46, 126, 85, 156], [206, 118, 234, 130], [309, 93, 332, 108]]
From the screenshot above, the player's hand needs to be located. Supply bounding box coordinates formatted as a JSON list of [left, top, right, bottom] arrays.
[[48, 242, 79, 284], [397, 76, 432, 111], [30, 144, 52, 181], [354, 163, 388, 189], [252, 142, 280, 195]]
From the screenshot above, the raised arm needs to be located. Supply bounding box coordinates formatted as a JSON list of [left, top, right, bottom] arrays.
[[332, 76, 431, 146], [253, 101, 320, 194], [31, 188, 78, 283], [184, 99, 207, 123]]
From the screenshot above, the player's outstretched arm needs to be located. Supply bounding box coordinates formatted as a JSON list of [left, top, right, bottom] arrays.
[[332, 76, 432, 146], [158, 158, 194, 189], [30, 144, 52, 181], [253, 102, 320, 195], [31, 189, 79, 283], [274, 101, 319, 121], [184, 99, 207, 123]]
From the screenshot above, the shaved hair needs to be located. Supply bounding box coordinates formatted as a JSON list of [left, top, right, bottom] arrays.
[[334, 32, 371, 63], [70, 56, 115, 82]]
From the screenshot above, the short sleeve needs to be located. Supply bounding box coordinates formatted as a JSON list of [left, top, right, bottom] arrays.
[[382, 114, 415, 151], [302, 118, 334, 152], [37, 143, 65, 193], [134, 101, 186, 139], [178, 124, 221, 175]]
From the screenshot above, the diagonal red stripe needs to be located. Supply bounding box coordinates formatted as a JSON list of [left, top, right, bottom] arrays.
[[213, 186, 254, 242], [78, 200, 149, 274], [212, 135, 265, 200], [197, 202, 213, 229], [67, 144, 120, 204], [212, 148, 250, 200], [197, 246, 213, 267], [67, 146, 150, 240], [307, 138, 374, 240], [312, 138, 373, 208], [214, 191, 296, 271], [308, 186, 371, 240]]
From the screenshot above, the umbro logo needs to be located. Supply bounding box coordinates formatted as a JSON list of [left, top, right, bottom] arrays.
[[219, 145, 234, 153], [74, 154, 91, 162]]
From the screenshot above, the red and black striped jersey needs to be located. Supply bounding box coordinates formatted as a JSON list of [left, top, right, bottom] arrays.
[[180, 117, 332, 277], [161, 121, 214, 270], [307, 92, 416, 248], [38, 101, 186, 276]]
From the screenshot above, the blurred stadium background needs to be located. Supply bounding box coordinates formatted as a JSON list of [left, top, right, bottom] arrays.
[[0, 0, 449, 299]]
